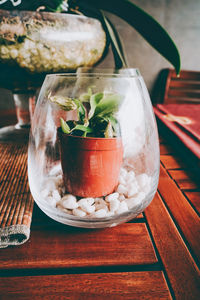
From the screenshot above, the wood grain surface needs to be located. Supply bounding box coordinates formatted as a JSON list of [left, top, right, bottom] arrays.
[[145, 193, 200, 300], [160, 155, 185, 170], [0, 128, 199, 299], [168, 170, 199, 190], [0, 271, 171, 300], [184, 191, 200, 214], [0, 223, 157, 270], [158, 165, 200, 264]]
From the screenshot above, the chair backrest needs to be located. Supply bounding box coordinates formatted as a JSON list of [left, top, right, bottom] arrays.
[[152, 68, 200, 104]]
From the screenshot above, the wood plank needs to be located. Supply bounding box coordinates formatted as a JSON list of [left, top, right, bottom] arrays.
[[170, 81, 200, 89], [165, 97, 200, 104], [158, 165, 200, 264], [145, 193, 200, 300], [0, 271, 172, 300], [160, 155, 184, 170], [168, 89, 200, 98], [159, 144, 173, 155], [168, 170, 199, 190], [0, 223, 157, 270], [184, 191, 200, 215], [170, 70, 200, 80]]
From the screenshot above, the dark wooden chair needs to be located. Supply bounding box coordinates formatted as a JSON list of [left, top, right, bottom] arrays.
[[153, 68, 200, 172], [152, 68, 200, 104]]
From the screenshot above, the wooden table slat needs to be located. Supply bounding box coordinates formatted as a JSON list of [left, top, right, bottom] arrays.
[[160, 155, 185, 170], [168, 169, 199, 190], [158, 165, 200, 264], [0, 129, 199, 299], [0, 223, 158, 270], [145, 193, 200, 300], [0, 271, 172, 300], [159, 144, 173, 155], [184, 191, 200, 215]]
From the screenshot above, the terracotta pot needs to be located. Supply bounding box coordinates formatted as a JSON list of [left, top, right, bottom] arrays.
[[57, 129, 123, 198]]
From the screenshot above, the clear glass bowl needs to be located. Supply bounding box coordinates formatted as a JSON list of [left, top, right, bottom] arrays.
[[0, 10, 105, 141], [0, 10, 105, 73], [28, 69, 160, 228]]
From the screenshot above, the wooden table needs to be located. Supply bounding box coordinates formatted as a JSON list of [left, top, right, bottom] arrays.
[[0, 135, 199, 299]]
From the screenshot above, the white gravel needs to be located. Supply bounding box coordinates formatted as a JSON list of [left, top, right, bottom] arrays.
[[40, 164, 152, 218]]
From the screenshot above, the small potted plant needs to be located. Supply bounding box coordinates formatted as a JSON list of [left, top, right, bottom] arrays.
[[50, 89, 123, 198]]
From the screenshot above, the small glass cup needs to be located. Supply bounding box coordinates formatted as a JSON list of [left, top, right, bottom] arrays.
[[28, 69, 160, 228]]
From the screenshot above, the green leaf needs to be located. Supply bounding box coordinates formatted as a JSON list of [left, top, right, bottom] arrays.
[[60, 118, 70, 134], [79, 87, 93, 103], [88, 92, 104, 120], [93, 93, 122, 117], [100, 11, 127, 69], [79, 0, 181, 74], [72, 124, 93, 134], [73, 99, 86, 124]]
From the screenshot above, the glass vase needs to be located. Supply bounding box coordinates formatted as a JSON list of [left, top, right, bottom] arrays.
[[28, 69, 160, 228]]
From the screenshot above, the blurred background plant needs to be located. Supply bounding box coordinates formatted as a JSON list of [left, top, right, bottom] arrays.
[[0, 0, 181, 74], [1, 0, 200, 113]]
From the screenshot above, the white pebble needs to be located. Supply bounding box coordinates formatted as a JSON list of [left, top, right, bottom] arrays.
[[118, 174, 126, 185], [52, 190, 61, 202], [136, 174, 149, 188], [109, 199, 120, 212], [127, 182, 139, 198], [143, 181, 151, 194], [95, 203, 108, 212], [126, 171, 136, 184], [118, 194, 126, 202], [117, 184, 127, 195], [86, 198, 95, 205], [126, 192, 146, 209], [46, 196, 57, 207], [49, 164, 62, 176], [86, 205, 96, 214], [55, 175, 63, 186], [41, 188, 49, 198], [73, 208, 86, 217], [78, 198, 94, 206], [42, 165, 152, 219], [94, 209, 107, 218], [94, 198, 105, 204], [105, 192, 119, 202], [61, 194, 78, 209], [10, 49, 18, 59], [79, 202, 95, 214], [78, 198, 88, 206], [116, 201, 128, 214], [45, 179, 56, 192], [120, 167, 128, 179], [125, 198, 135, 209], [56, 204, 73, 214]]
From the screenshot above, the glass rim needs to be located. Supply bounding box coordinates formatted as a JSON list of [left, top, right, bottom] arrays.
[[2, 9, 96, 21], [45, 68, 141, 79]]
